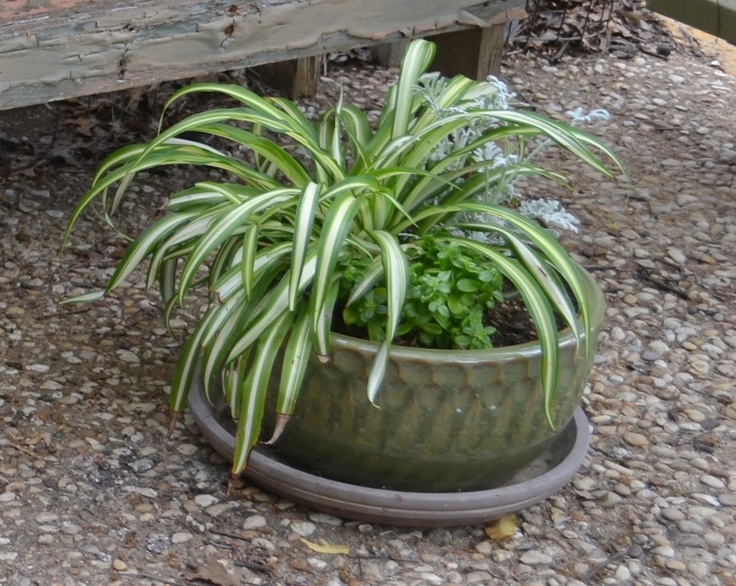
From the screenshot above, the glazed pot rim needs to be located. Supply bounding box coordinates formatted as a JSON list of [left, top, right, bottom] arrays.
[[328, 267, 605, 362]]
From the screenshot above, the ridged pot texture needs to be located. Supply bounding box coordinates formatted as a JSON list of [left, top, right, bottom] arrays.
[[266, 270, 605, 492]]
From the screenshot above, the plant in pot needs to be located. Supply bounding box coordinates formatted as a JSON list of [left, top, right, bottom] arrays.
[[63, 40, 621, 518]]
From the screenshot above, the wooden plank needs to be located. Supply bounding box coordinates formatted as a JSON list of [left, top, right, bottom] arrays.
[[0, 0, 524, 110], [648, 0, 736, 44]]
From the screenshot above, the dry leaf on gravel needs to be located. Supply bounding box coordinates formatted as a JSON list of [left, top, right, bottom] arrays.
[[183, 556, 246, 586], [484, 515, 517, 541], [300, 538, 350, 555]]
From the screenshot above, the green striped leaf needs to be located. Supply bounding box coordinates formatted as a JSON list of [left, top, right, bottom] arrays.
[[454, 220, 580, 344], [201, 292, 248, 401], [103, 212, 194, 294], [346, 257, 383, 306], [169, 317, 212, 413], [289, 182, 320, 310], [177, 189, 296, 304], [212, 242, 291, 302], [448, 238, 561, 427], [223, 354, 249, 419], [231, 312, 292, 475], [275, 308, 312, 418], [227, 253, 317, 361], [366, 230, 409, 404], [188, 123, 312, 188], [312, 280, 340, 369], [459, 201, 594, 361], [391, 39, 436, 139], [241, 224, 259, 297], [61, 289, 105, 304], [310, 193, 360, 355]]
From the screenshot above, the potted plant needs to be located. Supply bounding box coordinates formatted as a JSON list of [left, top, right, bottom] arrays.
[[63, 40, 620, 503]]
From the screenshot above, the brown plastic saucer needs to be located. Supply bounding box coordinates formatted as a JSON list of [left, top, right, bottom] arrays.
[[189, 384, 590, 527]]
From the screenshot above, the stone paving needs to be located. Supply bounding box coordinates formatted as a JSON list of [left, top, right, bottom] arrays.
[[0, 41, 735, 585]]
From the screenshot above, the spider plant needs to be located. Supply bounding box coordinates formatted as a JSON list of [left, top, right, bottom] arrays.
[[63, 39, 622, 475]]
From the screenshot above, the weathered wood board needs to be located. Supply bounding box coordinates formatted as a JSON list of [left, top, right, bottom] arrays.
[[0, 0, 523, 110], [648, 0, 736, 44]]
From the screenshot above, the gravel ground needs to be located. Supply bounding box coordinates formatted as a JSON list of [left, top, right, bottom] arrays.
[[1, 40, 736, 586]]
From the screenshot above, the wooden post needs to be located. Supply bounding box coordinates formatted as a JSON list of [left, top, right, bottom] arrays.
[[429, 23, 506, 80], [373, 40, 409, 69], [251, 56, 320, 99]]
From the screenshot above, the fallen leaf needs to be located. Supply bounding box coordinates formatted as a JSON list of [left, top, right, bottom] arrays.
[[300, 538, 350, 555], [183, 556, 245, 586], [61, 117, 93, 136], [484, 515, 517, 541]]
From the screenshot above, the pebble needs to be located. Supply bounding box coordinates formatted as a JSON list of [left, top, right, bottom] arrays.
[[60, 523, 82, 536], [26, 364, 50, 373], [700, 475, 725, 489], [467, 570, 492, 583], [642, 340, 669, 361], [652, 545, 675, 558], [309, 513, 343, 526], [145, 535, 170, 554], [678, 520, 705, 535], [129, 458, 155, 473], [475, 541, 493, 555], [123, 486, 157, 499], [112, 559, 128, 571], [177, 444, 200, 456], [194, 494, 219, 508], [519, 551, 553, 566], [171, 532, 192, 544], [243, 514, 267, 529], [662, 508, 685, 521], [718, 493, 736, 507], [251, 537, 275, 551], [290, 521, 317, 537], [205, 503, 235, 516], [623, 432, 649, 447], [615, 564, 632, 581], [667, 248, 687, 264], [116, 350, 140, 363]]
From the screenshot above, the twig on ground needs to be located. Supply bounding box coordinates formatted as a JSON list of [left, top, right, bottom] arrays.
[[206, 530, 273, 574], [10, 443, 42, 460], [209, 528, 249, 542], [582, 549, 628, 582], [116, 571, 186, 585], [636, 267, 690, 300]]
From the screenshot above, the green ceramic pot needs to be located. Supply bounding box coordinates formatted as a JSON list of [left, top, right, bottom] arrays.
[[266, 269, 605, 493]]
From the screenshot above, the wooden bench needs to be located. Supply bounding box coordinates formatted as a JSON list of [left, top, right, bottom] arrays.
[[648, 0, 735, 44], [0, 0, 524, 110]]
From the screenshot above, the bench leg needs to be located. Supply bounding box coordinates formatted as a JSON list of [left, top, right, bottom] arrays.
[[252, 56, 320, 99], [373, 40, 410, 69], [430, 24, 506, 80], [372, 23, 505, 80]]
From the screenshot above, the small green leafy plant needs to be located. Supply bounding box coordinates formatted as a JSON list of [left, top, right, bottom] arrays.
[[342, 236, 504, 350], [63, 39, 622, 475]]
